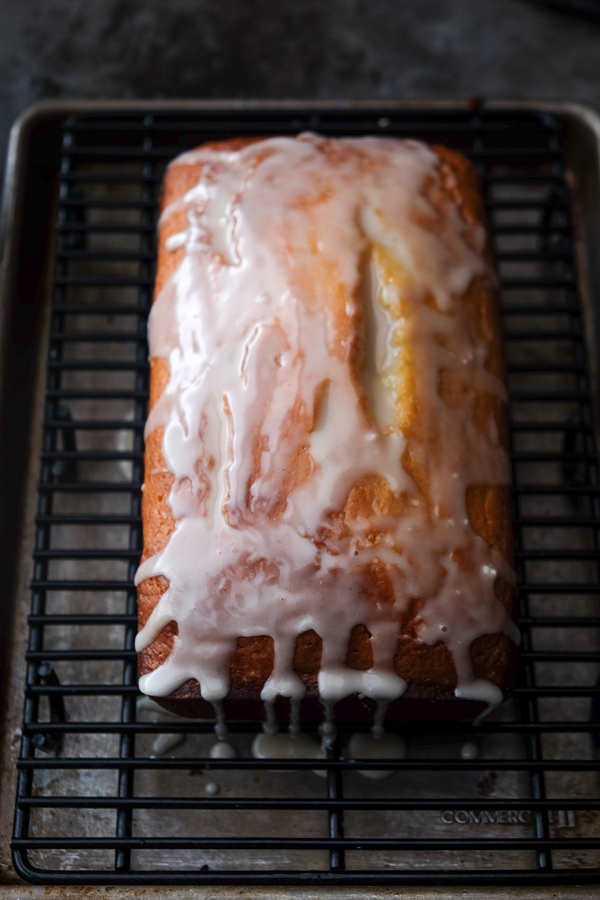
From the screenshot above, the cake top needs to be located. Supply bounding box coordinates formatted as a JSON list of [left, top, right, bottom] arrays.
[[135, 134, 517, 707]]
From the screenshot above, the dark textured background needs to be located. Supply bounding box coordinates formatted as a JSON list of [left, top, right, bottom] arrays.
[[0, 0, 599, 864], [0, 0, 599, 169]]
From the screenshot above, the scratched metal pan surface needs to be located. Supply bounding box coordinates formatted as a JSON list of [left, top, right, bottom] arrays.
[[0, 100, 600, 897]]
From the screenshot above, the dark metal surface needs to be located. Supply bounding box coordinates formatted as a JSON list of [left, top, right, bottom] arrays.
[[4, 104, 600, 886]]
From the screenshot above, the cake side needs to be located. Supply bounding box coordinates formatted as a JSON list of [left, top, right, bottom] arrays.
[[136, 135, 517, 720]]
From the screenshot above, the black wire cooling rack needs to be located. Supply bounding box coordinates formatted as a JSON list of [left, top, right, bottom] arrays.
[[10, 107, 600, 886]]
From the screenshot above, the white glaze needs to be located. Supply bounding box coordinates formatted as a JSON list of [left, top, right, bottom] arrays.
[[372, 700, 389, 739], [262, 700, 278, 736], [150, 732, 185, 757], [347, 731, 406, 779], [137, 695, 173, 717], [165, 230, 188, 251], [460, 740, 480, 760], [137, 695, 189, 757], [212, 701, 229, 741], [136, 134, 518, 709], [252, 731, 325, 764], [209, 740, 237, 759], [455, 679, 503, 705], [319, 702, 337, 748]]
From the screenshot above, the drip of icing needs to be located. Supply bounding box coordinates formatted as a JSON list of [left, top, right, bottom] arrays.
[[460, 740, 480, 760], [372, 700, 389, 739], [470, 689, 505, 727], [136, 696, 189, 757], [150, 732, 186, 757], [254, 696, 326, 770], [289, 697, 302, 736], [212, 701, 229, 741], [319, 702, 337, 748], [347, 730, 406, 780], [262, 700, 278, 736], [319, 720, 337, 748], [165, 230, 188, 251], [252, 730, 325, 764], [136, 133, 518, 709], [205, 781, 220, 795], [209, 740, 237, 759], [455, 679, 503, 706], [137, 695, 172, 716]]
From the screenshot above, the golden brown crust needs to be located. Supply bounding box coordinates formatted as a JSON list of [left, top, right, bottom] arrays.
[[137, 138, 515, 718]]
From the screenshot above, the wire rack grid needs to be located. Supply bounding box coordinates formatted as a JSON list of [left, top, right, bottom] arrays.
[[10, 107, 600, 886]]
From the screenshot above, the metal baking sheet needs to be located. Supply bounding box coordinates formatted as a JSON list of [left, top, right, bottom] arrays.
[[1, 99, 600, 898]]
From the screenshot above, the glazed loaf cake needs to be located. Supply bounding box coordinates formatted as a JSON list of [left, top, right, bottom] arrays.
[[135, 134, 518, 722]]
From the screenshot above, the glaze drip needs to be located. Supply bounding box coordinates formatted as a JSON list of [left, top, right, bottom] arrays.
[[135, 134, 517, 707]]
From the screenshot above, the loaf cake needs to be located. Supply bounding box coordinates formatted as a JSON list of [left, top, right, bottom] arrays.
[[135, 133, 518, 723]]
